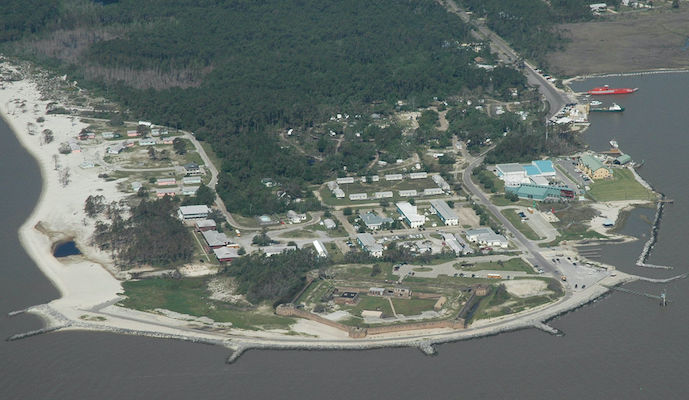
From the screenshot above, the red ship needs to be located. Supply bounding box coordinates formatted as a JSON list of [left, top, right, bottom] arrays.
[[587, 85, 638, 95]]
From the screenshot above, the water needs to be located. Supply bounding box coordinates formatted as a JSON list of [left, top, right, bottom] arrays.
[[2, 72, 689, 399], [52, 240, 81, 257]]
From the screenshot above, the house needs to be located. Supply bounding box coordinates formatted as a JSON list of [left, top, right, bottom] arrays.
[[201, 230, 232, 249], [336, 177, 355, 184], [399, 189, 417, 197], [156, 188, 177, 198], [150, 128, 161, 136], [161, 137, 174, 145], [107, 144, 124, 154], [131, 181, 142, 192], [182, 176, 202, 185], [464, 228, 508, 248], [370, 175, 380, 182], [385, 174, 403, 181], [369, 287, 385, 296], [195, 219, 217, 232], [261, 178, 276, 187], [359, 212, 393, 230], [589, 3, 607, 13], [396, 202, 425, 228], [333, 188, 345, 198], [313, 240, 328, 258], [578, 154, 612, 180], [101, 131, 115, 139], [323, 218, 337, 230], [178, 205, 210, 220], [423, 188, 444, 196], [430, 200, 459, 225], [356, 233, 383, 257], [156, 177, 176, 186], [139, 138, 156, 146], [138, 121, 152, 127], [68, 140, 81, 153], [181, 186, 199, 196], [127, 130, 139, 137], [349, 193, 368, 201], [374, 191, 393, 199], [184, 162, 203, 176], [409, 172, 428, 179], [287, 210, 307, 223], [213, 247, 240, 263]]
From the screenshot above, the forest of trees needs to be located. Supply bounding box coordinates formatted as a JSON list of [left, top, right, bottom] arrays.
[[92, 196, 194, 267], [0, 0, 540, 216], [460, 0, 593, 65], [223, 248, 328, 304]]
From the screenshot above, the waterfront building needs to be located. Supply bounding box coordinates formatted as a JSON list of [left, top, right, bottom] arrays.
[[578, 154, 612, 180]]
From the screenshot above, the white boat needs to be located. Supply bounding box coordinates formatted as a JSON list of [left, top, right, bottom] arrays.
[[610, 139, 619, 148], [590, 100, 602, 106]]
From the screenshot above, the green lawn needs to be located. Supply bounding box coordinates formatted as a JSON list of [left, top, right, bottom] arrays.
[[456, 258, 534, 274], [501, 209, 542, 240], [390, 298, 438, 315], [587, 168, 656, 202], [120, 278, 293, 330]]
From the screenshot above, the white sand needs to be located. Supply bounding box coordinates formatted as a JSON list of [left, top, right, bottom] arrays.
[[588, 200, 651, 235]]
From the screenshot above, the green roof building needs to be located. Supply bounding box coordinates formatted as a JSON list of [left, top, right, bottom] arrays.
[[615, 154, 632, 165]]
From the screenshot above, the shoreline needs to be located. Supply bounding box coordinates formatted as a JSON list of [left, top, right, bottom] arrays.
[[0, 59, 672, 361], [563, 67, 689, 85]]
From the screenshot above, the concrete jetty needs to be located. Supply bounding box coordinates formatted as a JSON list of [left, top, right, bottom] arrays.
[[636, 194, 672, 270]]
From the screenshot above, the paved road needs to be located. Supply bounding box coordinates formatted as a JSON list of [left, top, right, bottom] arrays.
[[442, 0, 574, 119]]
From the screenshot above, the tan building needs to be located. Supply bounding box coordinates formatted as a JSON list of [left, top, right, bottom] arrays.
[[578, 154, 612, 180]]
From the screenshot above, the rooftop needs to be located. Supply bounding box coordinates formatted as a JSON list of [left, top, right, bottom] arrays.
[[580, 154, 607, 171]]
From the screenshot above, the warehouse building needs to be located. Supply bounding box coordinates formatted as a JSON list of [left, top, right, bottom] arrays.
[[464, 228, 508, 248], [430, 200, 459, 225], [396, 202, 425, 228], [313, 240, 329, 258], [505, 183, 575, 201]]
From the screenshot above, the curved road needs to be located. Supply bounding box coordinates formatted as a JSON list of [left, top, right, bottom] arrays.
[[442, 0, 574, 119]]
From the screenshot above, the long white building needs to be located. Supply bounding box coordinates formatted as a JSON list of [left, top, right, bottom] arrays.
[[430, 200, 459, 225], [396, 202, 425, 228]]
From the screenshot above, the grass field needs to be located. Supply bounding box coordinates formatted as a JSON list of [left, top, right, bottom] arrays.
[[390, 298, 438, 316], [456, 258, 535, 274], [549, 8, 689, 76], [587, 168, 655, 202], [120, 278, 293, 330], [501, 209, 542, 240]]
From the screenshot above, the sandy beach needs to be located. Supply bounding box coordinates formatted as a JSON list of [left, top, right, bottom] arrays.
[[1, 59, 650, 359]]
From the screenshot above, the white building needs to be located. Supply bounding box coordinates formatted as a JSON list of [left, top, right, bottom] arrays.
[[370, 175, 380, 182], [181, 186, 199, 196], [464, 228, 508, 248], [496, 163, 528, 186], [333, 188, 345, 198], [313, 240, 329, 258], [349, 193, 368, 201], [287, 210, 307, 223], [409, 172, 428, 179], [182, 176, 202, 185], [430, 200, 459, 225], [336, 177, 355, 184], [385, 174, 403, 181], [323, 218, 337, 230], [396, 202, 425, 228], [399, 189, 417, 197], [432, 174, 451, 191], [178, 205, 211, 220], [374, 191, 393, 199], [263, 246, 298, 257], [356, 233, 383, 257], [423, 188, 444, 196]]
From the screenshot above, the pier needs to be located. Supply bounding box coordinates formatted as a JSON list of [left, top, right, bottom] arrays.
[[607, 286, 669, 306]]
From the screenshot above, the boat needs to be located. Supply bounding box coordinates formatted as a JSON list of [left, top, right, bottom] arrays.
[[590, 100, 602, 106], [591, 103, 624, 112], [610, 139, 619, 148], [587, 85, 638, 95]]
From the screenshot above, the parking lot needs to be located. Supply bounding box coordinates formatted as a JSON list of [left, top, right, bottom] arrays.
[[543, 254, 609, 291], [555, 158, 588, 189]]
